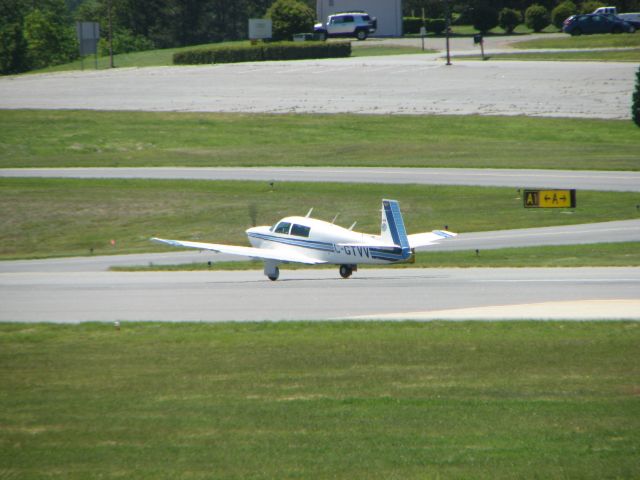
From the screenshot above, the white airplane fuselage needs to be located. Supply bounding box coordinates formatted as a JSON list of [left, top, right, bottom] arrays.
[[246, 216, 408, 266]]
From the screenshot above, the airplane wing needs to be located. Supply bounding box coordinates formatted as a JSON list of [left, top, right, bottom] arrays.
[[407, 230, 457, 248], [151, 237, 327, 265]]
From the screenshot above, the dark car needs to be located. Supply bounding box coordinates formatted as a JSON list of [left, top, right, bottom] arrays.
[[563, 13, 636, 35]]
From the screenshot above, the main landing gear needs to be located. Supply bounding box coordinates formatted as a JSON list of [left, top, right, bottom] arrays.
[[339, 264, 357, 279]]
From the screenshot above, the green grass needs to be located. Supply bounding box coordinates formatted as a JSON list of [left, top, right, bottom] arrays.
[[457, 49, 640, 62], [1, 321, 638, 479], [1, 110, 638, 170], [1, 178, 639, 260], [30, 41, 432, 74], [30, 41, 252, 73], [112, 242, 640, 271], [513, 32, 640, 49], [351, 44, 436, 56]]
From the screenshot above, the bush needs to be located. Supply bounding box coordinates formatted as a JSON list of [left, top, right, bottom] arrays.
[[425, 18, 447, 34], [266, 0, 315, 41], [525, 4, 550, 32], [580, 1, 605, 14], [403, 17, 423, 34], [633, 66, 640, 127], [472, 5, 499, 33], [551, 1, 577, 29], [173, 41, 351, 65], [98, 28, 154, 56], [498, 8, 521, 34]]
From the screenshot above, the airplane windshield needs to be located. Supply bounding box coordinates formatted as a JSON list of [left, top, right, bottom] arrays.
[[273, 222, 291, 234]]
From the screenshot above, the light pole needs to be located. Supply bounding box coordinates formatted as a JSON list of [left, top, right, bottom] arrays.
[[443, 0, 452, 65], [108, 0, 114, 68]]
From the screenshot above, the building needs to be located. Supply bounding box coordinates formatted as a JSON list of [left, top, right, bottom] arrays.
[[316, 0, 403, 37]]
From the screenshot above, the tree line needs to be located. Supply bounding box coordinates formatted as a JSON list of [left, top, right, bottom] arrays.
[[1, 0, 638, 75]]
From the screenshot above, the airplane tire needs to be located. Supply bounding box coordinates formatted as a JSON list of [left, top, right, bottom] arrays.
[[339, 265, 353, 279], [268, 267, 279, 281]]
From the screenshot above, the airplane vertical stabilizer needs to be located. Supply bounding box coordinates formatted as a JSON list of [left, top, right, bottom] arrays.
[[380, 199, 411, 259]]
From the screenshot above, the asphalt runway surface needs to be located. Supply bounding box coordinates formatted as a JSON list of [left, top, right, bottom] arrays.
[[1, 267, 638, 323], [2, 167, 639, 192], [0, 57, 635, 119]]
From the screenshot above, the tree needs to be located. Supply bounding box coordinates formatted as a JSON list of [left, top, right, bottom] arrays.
[[23, 0, 77, 69], [525, 4, 550, 32], [472, 4, 499, 33], [551, 1, 577, 30], [580, 1, 605, 13], [498, 7, 521, 33], [0, 0, 29, 74], [266, 0, 315, 41], [632, 65, 640, 127]]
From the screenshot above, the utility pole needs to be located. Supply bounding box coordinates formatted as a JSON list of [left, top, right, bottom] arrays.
[[108, 0, 114, 68], [444, 0, 452, 65]]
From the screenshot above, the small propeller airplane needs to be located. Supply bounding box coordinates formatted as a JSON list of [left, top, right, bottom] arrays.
[[152, 199, 456, 281]]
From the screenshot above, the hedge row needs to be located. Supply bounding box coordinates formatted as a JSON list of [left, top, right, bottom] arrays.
[[403, 17, 447, 35], [173, 41, 351, 65]]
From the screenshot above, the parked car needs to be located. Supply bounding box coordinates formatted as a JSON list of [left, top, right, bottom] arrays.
[[562, 13, 636, 35], [593, 6, 617, 15], [314, 11, 377, 41], [618, 12, 640, 28]]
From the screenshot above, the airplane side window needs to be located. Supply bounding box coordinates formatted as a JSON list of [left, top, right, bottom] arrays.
[[274, 222, 291, 234], [291, 224, 310, 238]]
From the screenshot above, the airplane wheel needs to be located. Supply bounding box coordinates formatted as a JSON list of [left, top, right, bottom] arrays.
[[268, 267, 279, 281], [339, 265, 353, 279]]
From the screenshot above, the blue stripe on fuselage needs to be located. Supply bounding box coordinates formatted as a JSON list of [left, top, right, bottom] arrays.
[[248, 232, 334, 252]]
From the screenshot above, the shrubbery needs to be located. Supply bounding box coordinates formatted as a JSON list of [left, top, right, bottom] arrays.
[[525, 4, 550, 32], [552, 1, 577, 29], [580, 1, 605, 13], [425, 18, 447, 34], [266, 0, 315, 41], [403, 17, 446, 35], [472, 5, 499, 33], [173, 41, 351, 65], [499, 8, 522, 34]]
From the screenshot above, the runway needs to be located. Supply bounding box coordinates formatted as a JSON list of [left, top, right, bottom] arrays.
[[1, 267, 638, 322], [2, 167, 639, 192]]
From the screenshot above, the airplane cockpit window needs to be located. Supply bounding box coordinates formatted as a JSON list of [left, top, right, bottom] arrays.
[[274, 222, 291, 234], [291, 224, 311, 238]]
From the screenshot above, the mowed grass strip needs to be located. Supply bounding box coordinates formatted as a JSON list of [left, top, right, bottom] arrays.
[[513, 32, 640, 49], [1, 110, 638, 170], [458, 49, 640, 62], [2, 178, 639, 259], [0, 322, 638, 479]]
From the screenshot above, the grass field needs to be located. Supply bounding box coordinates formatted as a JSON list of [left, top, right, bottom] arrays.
[[458, 49, 640, 62], [31, 42, 431, 74], [1, 178, 639, 260], [1, 321, 638, 479], [513, 32, 640, 49], [1, 110, 638, 171]]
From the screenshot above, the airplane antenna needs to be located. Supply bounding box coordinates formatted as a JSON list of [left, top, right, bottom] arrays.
[[331, 213, 340, 224], [305, 208, 313, 218], [348, 221, 357, 231]]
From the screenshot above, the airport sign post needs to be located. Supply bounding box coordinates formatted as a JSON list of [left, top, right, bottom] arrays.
[[524, 189, 576, 208]]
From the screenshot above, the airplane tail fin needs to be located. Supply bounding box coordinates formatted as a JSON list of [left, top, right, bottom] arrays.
[[380, 199, 411, 260]]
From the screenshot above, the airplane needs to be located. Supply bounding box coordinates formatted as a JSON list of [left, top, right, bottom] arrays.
[[152, 199, 456, 281]]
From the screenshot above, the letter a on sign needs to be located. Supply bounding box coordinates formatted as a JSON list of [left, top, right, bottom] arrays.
[[525, 191, 539, 207]]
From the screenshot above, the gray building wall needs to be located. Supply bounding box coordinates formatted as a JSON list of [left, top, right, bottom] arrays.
[[316, 0, 403, 37]]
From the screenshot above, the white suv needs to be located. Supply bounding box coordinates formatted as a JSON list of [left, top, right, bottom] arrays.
[[314, 12, 377, 41]]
